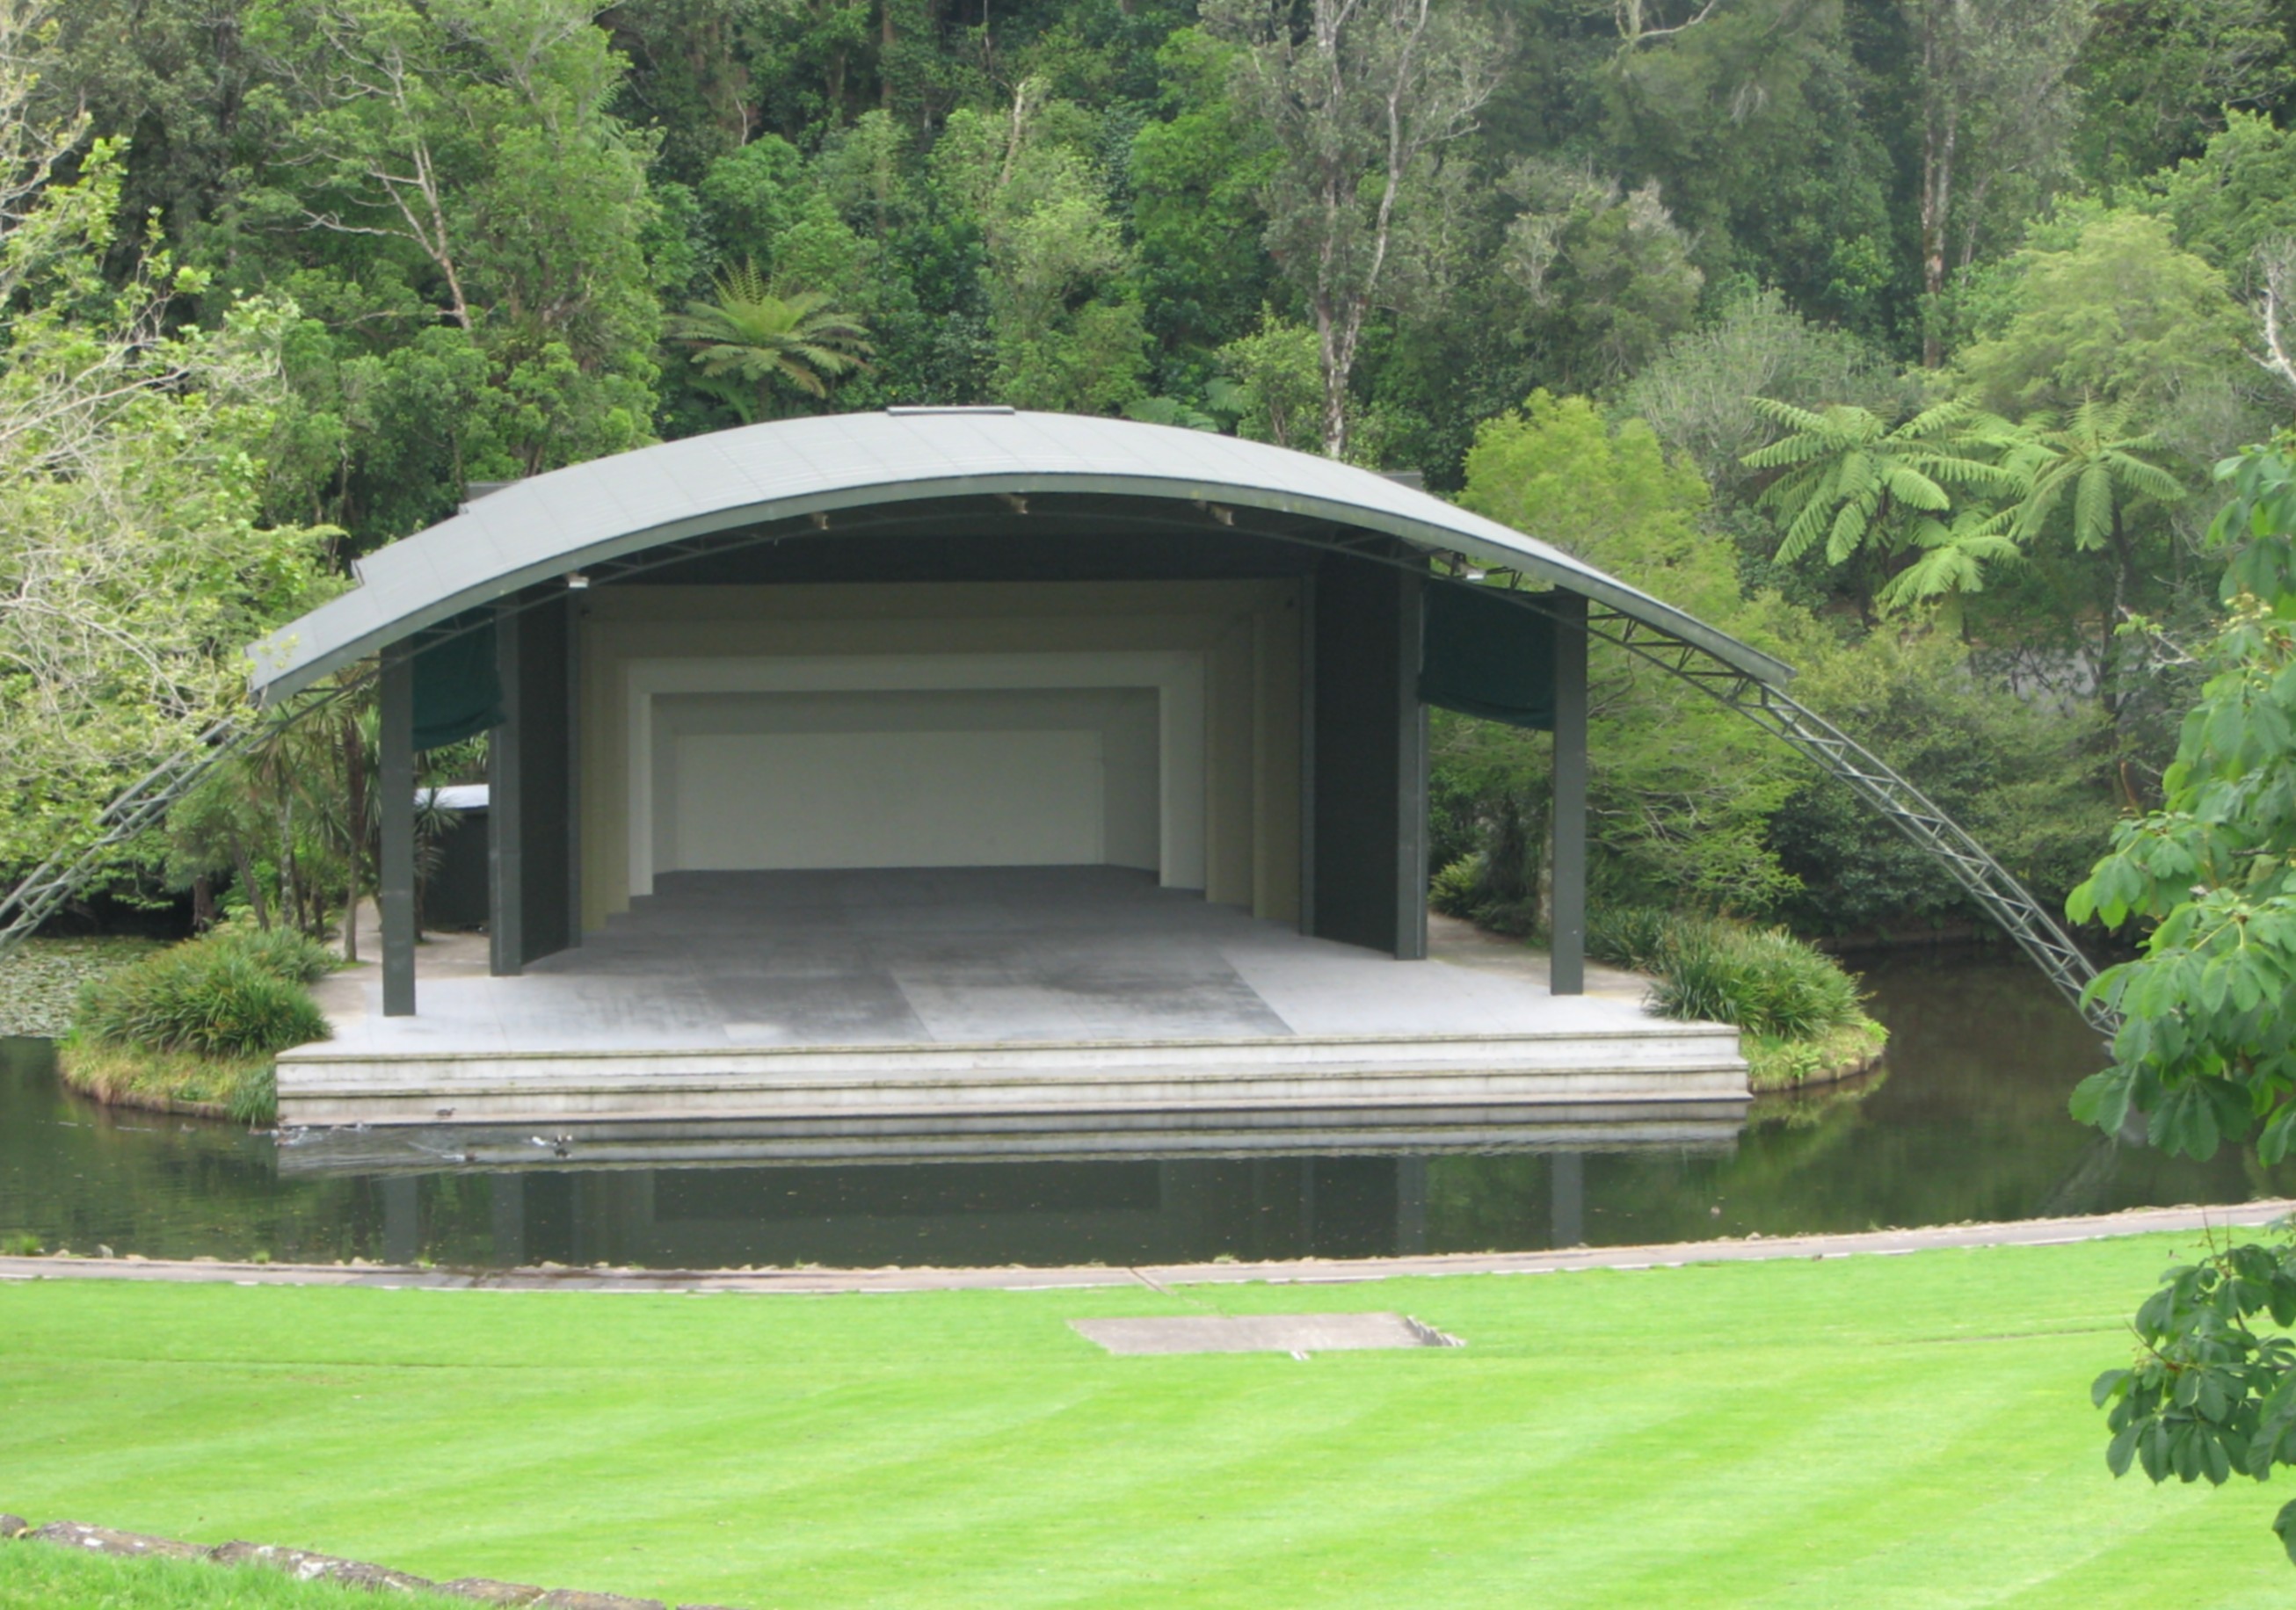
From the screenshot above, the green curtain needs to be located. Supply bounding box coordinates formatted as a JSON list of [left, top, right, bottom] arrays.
[[411, 610, 503, 751], [1419, 582, 1557, 731]]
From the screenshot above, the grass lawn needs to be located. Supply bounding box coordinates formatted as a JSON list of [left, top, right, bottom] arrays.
[[0, 1548, 399, 1608], [6, 1234, 2296, 1608]]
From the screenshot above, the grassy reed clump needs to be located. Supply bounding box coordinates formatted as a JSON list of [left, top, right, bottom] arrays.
[[61, 925, 329, 1124], [1588, 906, 1883, 1089], [75, 927, 331, 1059], [1650, 923, 1866, 1039], [55, 1039, 279, 1123]]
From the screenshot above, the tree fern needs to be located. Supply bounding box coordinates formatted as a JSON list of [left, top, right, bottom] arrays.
[[665, 262, 874, 419], [1742, 399, 2015, 589]]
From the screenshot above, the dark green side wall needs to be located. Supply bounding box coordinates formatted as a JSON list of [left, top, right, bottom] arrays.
[[1309, 548, 1428, 960], [516, 593, 575, 965], [490, 589, 577, 973]]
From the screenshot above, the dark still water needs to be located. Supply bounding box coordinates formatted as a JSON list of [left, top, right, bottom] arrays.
[[2, 949, 2285, 1270]]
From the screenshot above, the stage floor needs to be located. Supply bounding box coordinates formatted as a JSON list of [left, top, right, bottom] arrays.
[[287, 867, 1743, 1127]]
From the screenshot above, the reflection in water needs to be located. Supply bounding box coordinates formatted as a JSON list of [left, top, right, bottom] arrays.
[[3, 947, 2290, 1269]]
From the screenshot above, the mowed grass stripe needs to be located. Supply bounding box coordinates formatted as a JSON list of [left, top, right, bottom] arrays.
[[4, 1234, 2292, 1607]]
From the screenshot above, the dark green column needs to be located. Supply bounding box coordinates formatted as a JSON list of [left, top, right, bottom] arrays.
[[1394, 567, 1428, 961], [1551, 591, 1588, 996], [488, 601, 524, 977], [380, 648, 416, 1017]]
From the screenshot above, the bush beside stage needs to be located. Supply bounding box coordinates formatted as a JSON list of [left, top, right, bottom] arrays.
[[56, 926, 335, 1125]]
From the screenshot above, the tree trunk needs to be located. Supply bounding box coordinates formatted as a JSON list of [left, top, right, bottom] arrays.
[[231, 839, 270, 932], [881, 0, 896, 112], [2103, 511, 2135, 723], [1918, 1, 1958, 368]]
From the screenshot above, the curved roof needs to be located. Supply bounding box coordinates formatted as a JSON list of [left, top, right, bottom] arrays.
[[246, 408, 1793, 699]]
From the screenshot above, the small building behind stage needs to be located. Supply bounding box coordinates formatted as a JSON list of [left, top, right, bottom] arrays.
[[247, 408, 1791, 1133]]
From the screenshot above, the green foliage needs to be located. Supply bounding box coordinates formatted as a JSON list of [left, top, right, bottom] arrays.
[[2004, 401, 2187, 552], [75, 929, 331, 1058], [223, 0, 664, 540], [2090, 1239, 2296, 1548], [0, 138, 334, 873], [1956, 209, 2248, 414], [2156, 111, 2296, 273], [1597, 0, 1898, 340], [1496, 161, 1704, 386], [1215, 315, 1322, 451], [1459, 392, 1820, 913], [929, 94, 1151, 415], [2069, 0, 2292, 185], [2065, 443, 2296, 1565], [1129, 29, 1276, 370], [1773, 630, 2114, 936], [2068, 448, 2296, 1162], [1624, 286, 1903, 498]]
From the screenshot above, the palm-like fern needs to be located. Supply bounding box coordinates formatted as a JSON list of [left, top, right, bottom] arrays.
[[1741, 398, 2018, 569], [665, 262, 873, 417], [2000, 399, 2184, 553], [1874, 504, 2024, 614]]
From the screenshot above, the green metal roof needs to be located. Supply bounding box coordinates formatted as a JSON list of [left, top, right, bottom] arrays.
[[246, 408, 1795, 699]]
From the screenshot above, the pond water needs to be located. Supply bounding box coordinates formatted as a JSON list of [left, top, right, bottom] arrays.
[[2, 947, 2286, 1270]]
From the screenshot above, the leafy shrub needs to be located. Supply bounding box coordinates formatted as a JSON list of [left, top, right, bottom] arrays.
[[1429, 854, 1485, 918], [76, 937, 330, 1058]]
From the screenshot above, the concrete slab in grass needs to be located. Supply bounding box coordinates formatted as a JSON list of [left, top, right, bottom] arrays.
[[1070, 1312, 1460, 1355]]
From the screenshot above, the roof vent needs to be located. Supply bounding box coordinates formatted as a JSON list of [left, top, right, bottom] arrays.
[[461, 480, 515, 512], [1379, 468, 1426, 491], [884, 405, 1017, 417]]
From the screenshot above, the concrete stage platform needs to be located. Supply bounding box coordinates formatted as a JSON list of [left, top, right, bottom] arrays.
[[282, 867, 1747, 1128]]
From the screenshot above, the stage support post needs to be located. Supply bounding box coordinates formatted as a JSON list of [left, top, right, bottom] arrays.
[[1551, 591, 1588, 996], [380, 648, 417, 1017]]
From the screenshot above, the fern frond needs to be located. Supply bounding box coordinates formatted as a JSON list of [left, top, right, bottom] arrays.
[[2074, 461, 2114, 549]]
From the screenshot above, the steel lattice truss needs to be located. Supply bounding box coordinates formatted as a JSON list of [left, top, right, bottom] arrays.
[[1435, 555, 2113, 1036], [0, 715, 254, 958]]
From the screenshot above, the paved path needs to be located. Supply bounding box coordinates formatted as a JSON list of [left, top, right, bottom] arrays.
[[3, 1200, 2287, 1298]]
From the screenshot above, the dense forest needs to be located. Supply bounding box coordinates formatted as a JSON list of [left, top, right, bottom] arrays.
[[6, 0, 2296, 942]]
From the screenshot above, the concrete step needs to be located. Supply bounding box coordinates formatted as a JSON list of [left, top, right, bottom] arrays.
[[276, 1026, 1747, 1126], [275, 1099, 1751, 1171]]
